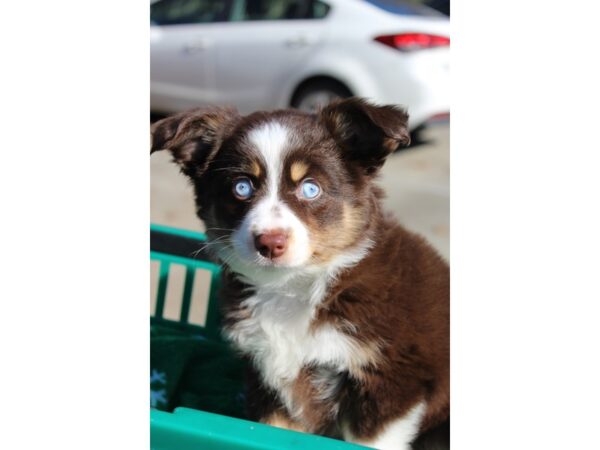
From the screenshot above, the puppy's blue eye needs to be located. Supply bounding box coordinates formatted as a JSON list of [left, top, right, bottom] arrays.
[[233, 178, 253, 200], [300, 180, 321, 200]]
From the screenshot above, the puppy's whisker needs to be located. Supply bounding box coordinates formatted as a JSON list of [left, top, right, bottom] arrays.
[[192, 241, 228, 256], [213, 243, 240, 269], [191, 236, 231, 258]]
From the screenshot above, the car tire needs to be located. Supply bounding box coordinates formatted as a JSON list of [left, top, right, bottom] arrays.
[[291, 80, 353, 113]]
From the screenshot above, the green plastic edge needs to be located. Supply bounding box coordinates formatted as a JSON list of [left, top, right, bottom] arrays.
[[151, 223, 208, 241], [150, 408, 369, 450], [150, 250, 219, 273]]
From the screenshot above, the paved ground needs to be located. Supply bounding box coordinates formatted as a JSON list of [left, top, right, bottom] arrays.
[[378, 123, 449, 260], [151, 123, 449, 260]]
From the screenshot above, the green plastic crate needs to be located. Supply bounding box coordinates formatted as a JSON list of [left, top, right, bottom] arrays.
[[150, 224, 367, 450]]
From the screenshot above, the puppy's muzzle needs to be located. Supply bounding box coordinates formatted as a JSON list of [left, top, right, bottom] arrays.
[[254, 230, 288, 259]]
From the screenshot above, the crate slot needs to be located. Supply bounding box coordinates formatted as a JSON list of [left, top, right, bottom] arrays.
[[163, 263, 186, 321], [188, 268, 212, 326]]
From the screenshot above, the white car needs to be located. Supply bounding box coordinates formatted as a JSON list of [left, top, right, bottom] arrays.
[[151, 0, 449, 130]]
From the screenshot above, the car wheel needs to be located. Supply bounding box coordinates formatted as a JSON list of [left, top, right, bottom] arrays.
[[291, 80, 352, 113]]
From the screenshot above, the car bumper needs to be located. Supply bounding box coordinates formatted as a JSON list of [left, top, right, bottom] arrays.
[[366, 46, 450, 130]]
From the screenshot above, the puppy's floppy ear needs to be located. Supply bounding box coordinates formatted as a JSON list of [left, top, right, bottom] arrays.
[[319, 98, 410, 175], [150, 107, 239, 178]]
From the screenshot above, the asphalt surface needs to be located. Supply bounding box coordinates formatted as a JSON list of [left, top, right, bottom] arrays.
[[150, 123, 449, 260]]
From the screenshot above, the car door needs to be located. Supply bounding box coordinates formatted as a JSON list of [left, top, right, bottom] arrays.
[[150, 0, 233, 112], [213, 0, 330, 113]]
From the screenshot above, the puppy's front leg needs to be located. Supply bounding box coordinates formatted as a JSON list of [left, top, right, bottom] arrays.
[[244, 365, 309, 433], [341, 373, 429, 450], [260, 410, 308, 432], [343, 401, 426, 450]]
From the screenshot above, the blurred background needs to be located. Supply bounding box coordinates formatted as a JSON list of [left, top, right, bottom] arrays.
[[150, 0, 449, 259]]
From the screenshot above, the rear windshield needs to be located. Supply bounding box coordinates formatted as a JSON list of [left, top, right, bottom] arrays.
[[365, 0, 445, 17]]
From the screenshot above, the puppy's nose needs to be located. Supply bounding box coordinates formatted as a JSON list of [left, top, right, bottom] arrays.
[[254, 230, 288, 259]]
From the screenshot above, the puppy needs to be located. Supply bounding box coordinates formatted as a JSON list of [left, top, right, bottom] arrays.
[[151, 98, 449, 450]]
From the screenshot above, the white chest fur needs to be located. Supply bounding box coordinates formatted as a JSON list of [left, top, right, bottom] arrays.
[[221, 238, 376, 417], [226, 281, 346, 383], [223, 273, 373, 418]]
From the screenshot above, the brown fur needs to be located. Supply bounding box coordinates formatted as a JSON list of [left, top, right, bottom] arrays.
[[319, 215, 450, 439], [151, 98, 449, 449], [241, 209, 449, 442]]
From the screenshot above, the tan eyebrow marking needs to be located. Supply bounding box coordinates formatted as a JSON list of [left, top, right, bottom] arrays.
[[250, 160, 261, 178], [290, 161, 309, 182]]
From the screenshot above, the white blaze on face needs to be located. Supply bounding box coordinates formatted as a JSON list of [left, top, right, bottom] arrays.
[[232, 121, 311, 267]]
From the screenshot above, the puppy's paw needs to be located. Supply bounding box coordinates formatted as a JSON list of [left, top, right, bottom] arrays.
[[261, 412, 307, 433]]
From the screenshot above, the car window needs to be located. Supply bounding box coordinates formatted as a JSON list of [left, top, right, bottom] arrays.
[[425, 0, 449, 16], [364, 0, 445, 17], [311, 0, 330, 19], [230, 0, 330, 21], [151, 0, 232, 25]]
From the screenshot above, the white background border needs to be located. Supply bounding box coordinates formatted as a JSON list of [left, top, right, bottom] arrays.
[[1, 0, 599, 448]]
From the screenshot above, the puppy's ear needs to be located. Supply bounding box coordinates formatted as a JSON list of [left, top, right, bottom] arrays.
[[319, 98, 410, 175], [150, 107, 239, 177]]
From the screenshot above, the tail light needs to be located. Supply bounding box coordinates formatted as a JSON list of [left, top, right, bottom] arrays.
[[374, 33, 450, 52]]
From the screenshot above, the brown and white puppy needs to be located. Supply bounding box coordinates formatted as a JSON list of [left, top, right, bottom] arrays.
[[151, 98, 449, 450]]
